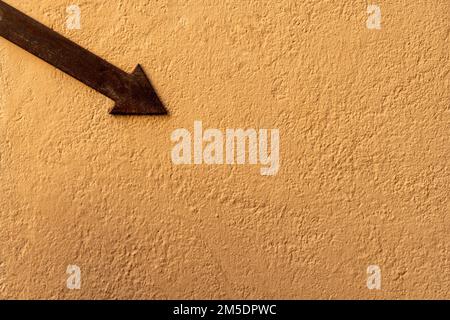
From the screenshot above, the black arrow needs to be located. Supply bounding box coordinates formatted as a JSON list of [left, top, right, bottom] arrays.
[[0, 1, 166, 115]]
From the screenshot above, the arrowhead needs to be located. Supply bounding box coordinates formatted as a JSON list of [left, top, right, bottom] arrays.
[[109, 65, 167, 115]]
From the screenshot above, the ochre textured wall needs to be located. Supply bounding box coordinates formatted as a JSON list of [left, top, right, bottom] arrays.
[[0, 0, 448, 299]]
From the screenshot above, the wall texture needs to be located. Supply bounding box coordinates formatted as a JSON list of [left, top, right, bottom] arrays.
[[0, 0, 448, 299]]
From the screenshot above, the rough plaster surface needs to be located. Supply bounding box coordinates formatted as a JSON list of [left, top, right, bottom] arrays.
[[0, 0, 448, 299]]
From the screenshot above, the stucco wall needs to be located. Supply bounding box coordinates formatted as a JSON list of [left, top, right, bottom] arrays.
[[0, 0, 448, 299]]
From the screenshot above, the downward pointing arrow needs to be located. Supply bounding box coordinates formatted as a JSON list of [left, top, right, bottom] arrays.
[[0, 1, 167, 115]]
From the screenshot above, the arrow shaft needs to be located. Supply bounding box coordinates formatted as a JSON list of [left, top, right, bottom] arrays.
[[0, 0, 130, 101]]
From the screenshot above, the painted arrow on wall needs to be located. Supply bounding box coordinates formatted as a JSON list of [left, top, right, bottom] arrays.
[[0, 0, 166, 115]]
